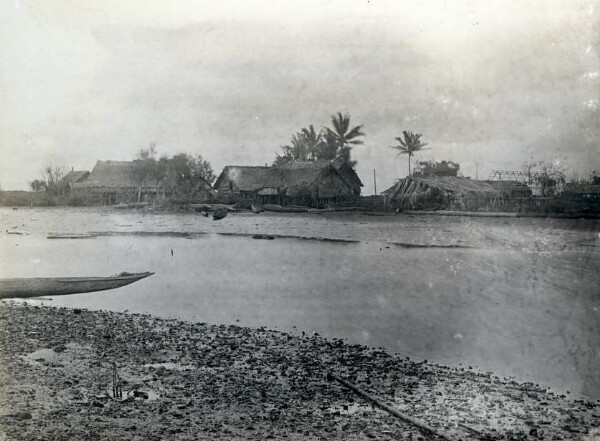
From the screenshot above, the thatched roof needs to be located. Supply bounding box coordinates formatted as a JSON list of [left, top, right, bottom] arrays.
[[75, 160, 215, 195], [278, 161, 337, 190], [74, 161, 152, 190], [384, 176, 501, 197], [214, 166, 277, 192], [214, 160, 362, 194], [330, 157, 364, 189], [383, 176, 504, 210], [61, 170, 90, 185]]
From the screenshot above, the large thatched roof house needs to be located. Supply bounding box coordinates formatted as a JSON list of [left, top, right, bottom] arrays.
[[214, 159, 362, 205], [74, 160, 214, 205], [74, 161, 153, 203], [382, 176, 513, 211]]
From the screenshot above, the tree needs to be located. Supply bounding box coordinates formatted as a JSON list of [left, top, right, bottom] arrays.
[[322, 112, 365, 166], [138, 143, 157, 160], [165, 153, 215, 203], [274, 125, 324, 166], [130, 146, 156, 202], [42, 163, 67, 195], [191, 155, 216, 184], [523, 160, 568, 196], [169, 153, 215, 184], [29, 179, 47, 193], [414, 160, 460, 177], [148, 156, 170, 198], [390, 131, 428, 176]]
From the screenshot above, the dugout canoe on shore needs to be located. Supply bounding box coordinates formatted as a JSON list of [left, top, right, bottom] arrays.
[[188, 203, 237, 212], [262, 204, 308, 213], [111, 202, 149, 209], [0, 272, 154, 299]]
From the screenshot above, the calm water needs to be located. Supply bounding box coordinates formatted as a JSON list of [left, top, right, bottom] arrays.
[[1, 208, 599, 399]]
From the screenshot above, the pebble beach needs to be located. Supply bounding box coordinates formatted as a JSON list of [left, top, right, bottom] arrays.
[[1, 302, 598, 441]]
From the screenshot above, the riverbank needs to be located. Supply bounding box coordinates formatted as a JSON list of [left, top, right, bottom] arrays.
[[1, 302, 598, 440]]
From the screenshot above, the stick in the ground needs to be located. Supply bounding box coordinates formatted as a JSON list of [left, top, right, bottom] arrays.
[[327, 373, 457, 441]]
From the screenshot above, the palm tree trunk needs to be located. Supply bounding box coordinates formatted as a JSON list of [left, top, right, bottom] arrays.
[[408, 156, 411, 176]]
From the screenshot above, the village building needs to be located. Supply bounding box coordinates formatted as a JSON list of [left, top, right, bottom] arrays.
[[213, 158, 363, 206], [382, 176, 515, 211], [74, 160, 214, 205], [58, 170, 90, 195]]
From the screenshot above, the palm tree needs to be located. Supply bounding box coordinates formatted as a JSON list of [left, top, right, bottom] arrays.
[[274, 125, 325, 166], [323, 112, 365, 165], [390, 131, 428, 176], [299, 125, 323, 160]]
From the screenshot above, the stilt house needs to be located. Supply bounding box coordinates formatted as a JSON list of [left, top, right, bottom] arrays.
[[214, 158, 362, 206]]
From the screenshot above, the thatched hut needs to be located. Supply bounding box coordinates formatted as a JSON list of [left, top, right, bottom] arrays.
[[73, 161, 154, 204], [213, 166, 277, 198], [74, 160, 215, 205], [382, 176, 505, 211], [58, 170, 90, 195], [214, 159, 362, 206]]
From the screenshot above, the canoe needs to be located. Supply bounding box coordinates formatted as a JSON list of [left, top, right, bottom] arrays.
[[0, 272, 154, 299], [189, 204, 237, 212], [262, 204, 308, 213], [47, 234, 98, 239], [112, 202, 149, 209]]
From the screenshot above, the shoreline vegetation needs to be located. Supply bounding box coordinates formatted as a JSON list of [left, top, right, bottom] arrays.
[[1, 302, 599, 441], [0, 192, 598, 219]]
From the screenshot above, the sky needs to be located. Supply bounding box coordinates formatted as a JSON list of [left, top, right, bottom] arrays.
[[1, 0, 598, 194]]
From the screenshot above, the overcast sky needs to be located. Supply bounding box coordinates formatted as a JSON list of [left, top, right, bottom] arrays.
[[1, 0, 598, 193]]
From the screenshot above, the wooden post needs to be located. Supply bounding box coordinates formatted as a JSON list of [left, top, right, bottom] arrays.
[[328, 373, 456, 441], [373, 169, 377, 195]]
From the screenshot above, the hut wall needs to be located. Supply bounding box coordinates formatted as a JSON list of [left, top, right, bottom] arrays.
[[257, 187, 279, 196], [314, 172, 354, 199], [74, 186, 159, 205]]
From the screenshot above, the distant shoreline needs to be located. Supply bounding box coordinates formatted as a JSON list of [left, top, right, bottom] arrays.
[[1, 202, 599, 220]]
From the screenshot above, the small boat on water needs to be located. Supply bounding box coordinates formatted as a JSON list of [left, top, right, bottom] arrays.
[[0, 272, 154, 299]]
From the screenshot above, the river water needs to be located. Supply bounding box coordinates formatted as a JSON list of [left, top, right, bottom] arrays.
[[1, 207, 599, 399]]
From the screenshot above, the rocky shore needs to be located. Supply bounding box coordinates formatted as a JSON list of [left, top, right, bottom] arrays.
[[0, 302, 598, 440]]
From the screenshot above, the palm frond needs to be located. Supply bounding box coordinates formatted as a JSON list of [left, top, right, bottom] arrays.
[[346, 125, 365, 140], [331, 113, 343, 135]]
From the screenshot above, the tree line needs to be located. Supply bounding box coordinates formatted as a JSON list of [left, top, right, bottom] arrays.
[[129, 144, 216, 202], [273, 112, 365, 167], [24, 117, 597, 203]]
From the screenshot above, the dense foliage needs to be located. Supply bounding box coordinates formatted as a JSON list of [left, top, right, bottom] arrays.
[[274, 113, 364, 167]]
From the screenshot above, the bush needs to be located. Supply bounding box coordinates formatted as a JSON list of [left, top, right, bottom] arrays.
[[0, 191, 32, 206]]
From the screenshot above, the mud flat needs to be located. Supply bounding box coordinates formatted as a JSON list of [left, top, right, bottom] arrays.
[[0, 303, 598, 440]]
